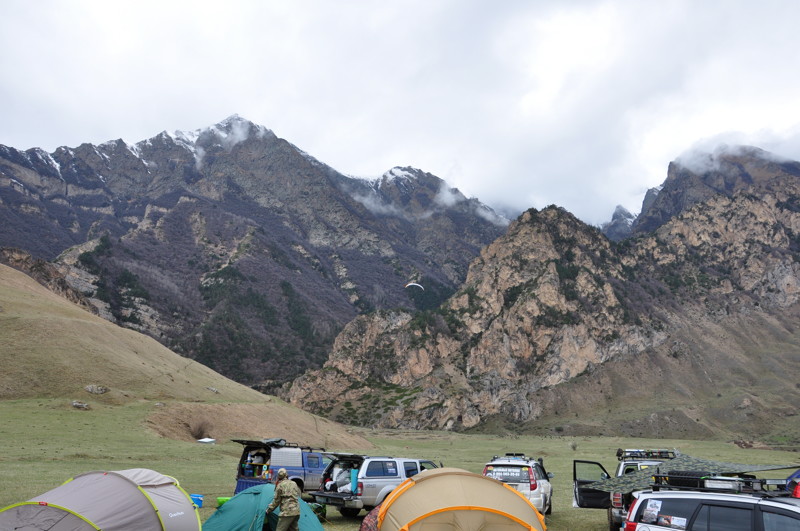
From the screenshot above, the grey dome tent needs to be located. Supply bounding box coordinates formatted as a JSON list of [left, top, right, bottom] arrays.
[[0, 468, 201, 530]]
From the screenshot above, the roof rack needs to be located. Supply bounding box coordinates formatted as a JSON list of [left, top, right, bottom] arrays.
[[492, 453, 531, 461], [617, 448, 677, 461], [651, 472, 792, 497]]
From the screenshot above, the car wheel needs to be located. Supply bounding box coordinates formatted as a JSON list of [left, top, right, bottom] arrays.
[[339, 507, 361, 518], [607, 508, 617, 531], [545, 495, 552, 515]]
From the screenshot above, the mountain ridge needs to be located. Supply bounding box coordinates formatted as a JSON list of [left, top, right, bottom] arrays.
[[0, 115, 507, 390], [287, 148, 800, 443], [2, 117, 798, 443]]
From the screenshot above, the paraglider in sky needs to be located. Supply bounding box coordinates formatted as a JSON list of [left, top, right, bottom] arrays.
[[404, 282, 424, 291]]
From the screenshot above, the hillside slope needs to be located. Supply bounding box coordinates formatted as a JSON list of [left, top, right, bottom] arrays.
[[0, 263, 369, 448]]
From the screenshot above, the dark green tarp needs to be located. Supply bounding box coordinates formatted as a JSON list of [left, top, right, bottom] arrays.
[[203, 484, 323, 531], [587, 454, 799, 493]]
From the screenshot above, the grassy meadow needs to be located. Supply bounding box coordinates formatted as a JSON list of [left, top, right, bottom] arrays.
[[1, 399, 798, 531]]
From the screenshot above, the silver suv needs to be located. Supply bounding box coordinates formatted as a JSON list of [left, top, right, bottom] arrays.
[[483, 453, 554, 515], [310, 453, 440, 517], [624, 483, 800, 530]]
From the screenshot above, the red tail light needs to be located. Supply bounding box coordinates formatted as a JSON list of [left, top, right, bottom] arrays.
[[623, 499, 638, 530], [792, 482, 800, 498], [612, 492, 623, 508], [528, 467, 538, 491], [482, 466, 489, 475], [356, 481, 363, 496]]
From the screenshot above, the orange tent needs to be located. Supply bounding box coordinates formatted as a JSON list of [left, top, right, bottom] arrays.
[[375, 467, 546, 531]]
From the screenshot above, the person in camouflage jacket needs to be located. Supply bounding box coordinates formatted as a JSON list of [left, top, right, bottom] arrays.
[[266, 468, 301, 531]]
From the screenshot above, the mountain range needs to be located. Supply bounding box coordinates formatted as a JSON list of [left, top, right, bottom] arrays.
[[288, 145, 800, 443], [1, 118, 798, 444], [0, 115, 506, 392]]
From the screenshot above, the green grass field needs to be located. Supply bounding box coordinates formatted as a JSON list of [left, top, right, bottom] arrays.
[[1, 400, 797, 530]]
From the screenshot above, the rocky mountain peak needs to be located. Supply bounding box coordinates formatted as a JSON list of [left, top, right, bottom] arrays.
[[601, 204, 636, 241], [633, 145, 800, 234]]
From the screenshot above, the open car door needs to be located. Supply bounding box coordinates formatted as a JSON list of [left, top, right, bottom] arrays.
[[573, 460, 612, 509]]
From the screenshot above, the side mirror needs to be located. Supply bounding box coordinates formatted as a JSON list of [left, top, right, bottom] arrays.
[[601, 473, 610, 480], [548, 472, 554, 479]]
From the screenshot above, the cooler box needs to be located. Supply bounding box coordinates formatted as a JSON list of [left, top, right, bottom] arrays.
[[190, 494, 204, 508]]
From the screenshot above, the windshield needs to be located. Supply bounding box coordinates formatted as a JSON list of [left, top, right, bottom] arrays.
[[485, 465, 530, 483]]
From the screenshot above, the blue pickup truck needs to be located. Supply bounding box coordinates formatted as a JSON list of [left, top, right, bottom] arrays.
[[233, 438, 330, 494]]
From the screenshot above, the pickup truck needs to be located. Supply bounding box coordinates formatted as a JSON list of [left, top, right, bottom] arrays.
[[573, 448, 678, 531], [232, 438, 329, 494], [310, 453, 440, 517]]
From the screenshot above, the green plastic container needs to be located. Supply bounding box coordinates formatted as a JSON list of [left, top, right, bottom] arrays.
[[217, 496, 231, 507]]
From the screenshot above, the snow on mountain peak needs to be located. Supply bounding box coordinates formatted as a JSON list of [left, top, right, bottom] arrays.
[[385, 167, 417, 181], [168, 115, 272, 152]]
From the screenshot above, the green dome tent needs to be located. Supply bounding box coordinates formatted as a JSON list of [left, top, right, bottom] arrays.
[[203, 483, 323, 531], [0, 468, 201, 530]]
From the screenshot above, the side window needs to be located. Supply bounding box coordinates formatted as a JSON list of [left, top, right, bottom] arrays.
[[404, 461, 420, 477], [690, 505, 708, 530], [365, 460, 399, 477], [690, 505, 752, 531], [420, 461, 437, 471], [307, 455, 320, 468], [636, 498, 701, 529], [761, 509, 800, 531]]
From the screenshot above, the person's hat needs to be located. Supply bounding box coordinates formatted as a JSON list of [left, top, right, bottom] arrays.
[[277, 468, 288, 479]]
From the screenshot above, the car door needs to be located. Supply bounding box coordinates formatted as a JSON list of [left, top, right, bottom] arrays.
[[573, 460, 612, 509], [304, 453, 325, 491], [362, 459, 400, 505], [534, 464, 552, 503]]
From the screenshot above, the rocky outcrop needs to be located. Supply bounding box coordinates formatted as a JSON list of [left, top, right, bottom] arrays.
[[0, 247, 97, 313], [289, 147, 800, 441]]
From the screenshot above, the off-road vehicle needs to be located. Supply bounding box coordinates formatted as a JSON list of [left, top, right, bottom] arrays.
[[483, 453, 554, 515], [623, 473, 800, 530], [574, 448, 678, 530], [310, 453, 440, 517]]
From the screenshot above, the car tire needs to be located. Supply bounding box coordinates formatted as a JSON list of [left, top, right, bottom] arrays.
[[339, 507, 361, 517], [545, 495, 552, 515], [608, 508, 617, 531]]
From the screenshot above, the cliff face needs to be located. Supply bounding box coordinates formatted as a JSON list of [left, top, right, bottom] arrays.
[[289, 147, 800, 442]]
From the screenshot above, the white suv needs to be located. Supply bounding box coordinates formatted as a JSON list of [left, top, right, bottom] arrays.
[[624, 488, 800, 530], [482, 453, 554, 515]]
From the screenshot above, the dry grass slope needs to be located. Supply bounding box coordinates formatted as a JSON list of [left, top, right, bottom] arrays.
[[0, 263, 369, 449]]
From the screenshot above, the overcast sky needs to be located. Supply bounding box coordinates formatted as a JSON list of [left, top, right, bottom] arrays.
[[3, 0, 800, 225]]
